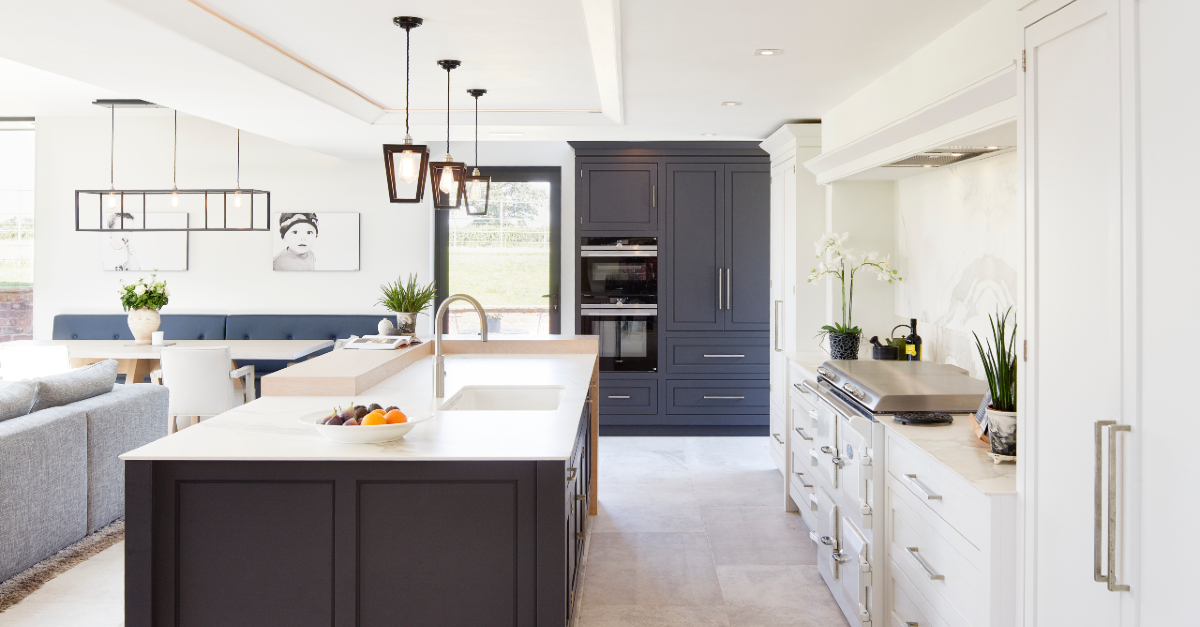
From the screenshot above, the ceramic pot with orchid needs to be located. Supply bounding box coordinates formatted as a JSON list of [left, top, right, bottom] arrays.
[[118, 275, 170, 345], [806, 232, 902, 359]]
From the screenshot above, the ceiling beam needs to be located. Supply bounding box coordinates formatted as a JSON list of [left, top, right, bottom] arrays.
[[580, 0, 624, 124]]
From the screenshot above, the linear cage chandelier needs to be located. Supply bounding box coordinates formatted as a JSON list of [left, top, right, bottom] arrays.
[[75, 101, 270, 232]]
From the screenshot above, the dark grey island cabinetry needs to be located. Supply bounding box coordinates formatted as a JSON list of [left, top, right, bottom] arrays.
[[570, 142, 771, 436], [125, 403, 592, 627]]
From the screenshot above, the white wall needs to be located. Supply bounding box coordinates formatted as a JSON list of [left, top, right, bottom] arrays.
[[894, 152, 1020, 377], [820, 0, 1021, 153], [825, 181, 905, 343], [31, 113, 575, 338]]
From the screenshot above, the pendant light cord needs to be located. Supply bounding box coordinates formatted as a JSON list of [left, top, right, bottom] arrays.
[[474, 94, 479, 169], [405, 26, 411, 137], [445, 66, 451, 154], [236, 129, 241, 189], [173, 110, 177, 189], [110, 105, 115, 190]]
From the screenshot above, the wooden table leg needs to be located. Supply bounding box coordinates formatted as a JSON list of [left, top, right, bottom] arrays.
[[122, 358, 157, 386]]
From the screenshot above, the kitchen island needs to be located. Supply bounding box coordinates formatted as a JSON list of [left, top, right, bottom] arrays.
[[121, 336, 598, 627]]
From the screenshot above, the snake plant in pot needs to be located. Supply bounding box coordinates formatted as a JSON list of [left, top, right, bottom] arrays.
[[807, 232, 902, 359], [974, 307, 1018, 460], [377, 274, 436, 335]]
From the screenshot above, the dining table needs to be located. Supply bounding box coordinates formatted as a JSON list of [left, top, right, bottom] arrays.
[[3, 339, 335, 386]]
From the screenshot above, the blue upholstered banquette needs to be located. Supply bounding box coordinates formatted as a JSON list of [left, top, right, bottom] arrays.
[[52, 314, 228, 341]]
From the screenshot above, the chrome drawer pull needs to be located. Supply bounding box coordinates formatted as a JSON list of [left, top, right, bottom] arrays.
[[772, 433, 784, 444], [703, 395, 745, 400], [905, 547, 944, 581], [820, 535, 836, 546], [566, 468, 577, 481], [904, 474, 942, 500], [794, 382, 809, 393], [793, 427, 813, 441], [793, 471, 812, 488], [703, 354, 745, 358], [607, 395, 630, 399]]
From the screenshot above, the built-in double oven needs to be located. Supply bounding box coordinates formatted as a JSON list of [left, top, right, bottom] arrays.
[[578, 237, 658, 372]]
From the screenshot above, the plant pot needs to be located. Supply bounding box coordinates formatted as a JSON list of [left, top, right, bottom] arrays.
[[987, 407, 1017, 460], [127, 308, 161, 345], [828, 332, 861, 360], [394, 312, 418, 335]]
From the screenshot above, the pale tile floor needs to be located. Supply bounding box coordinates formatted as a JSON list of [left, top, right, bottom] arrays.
[[577, 436, 847, 627], [0, 436, 845, 627]]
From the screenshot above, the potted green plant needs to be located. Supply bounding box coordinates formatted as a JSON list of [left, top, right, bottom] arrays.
[[807, 232, 902, 359], [377, 274, 437, 335], [119, 275, 169, 345], [974, 307, 1017, 461]]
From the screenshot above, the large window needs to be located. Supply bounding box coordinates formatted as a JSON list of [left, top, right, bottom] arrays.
[[435, 167, 561, 335], [0, 130, 34, 286]]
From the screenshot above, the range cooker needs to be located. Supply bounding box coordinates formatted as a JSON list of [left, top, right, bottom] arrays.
[[796, 360, 986, 627]]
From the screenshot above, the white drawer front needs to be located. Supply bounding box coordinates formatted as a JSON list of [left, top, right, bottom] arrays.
[[813, 397, 839, 489], [890, 556, 957, 627], [769, 440, 785, 476], [887, 435, 986, 549], [789, 481, 817, 533], [770, 403, 786, 457], [816, 486, 840, 586], [889, 486, 984, 626]]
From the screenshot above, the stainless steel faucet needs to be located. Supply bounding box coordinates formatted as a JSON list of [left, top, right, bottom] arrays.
[[433, 294, 488, 398]]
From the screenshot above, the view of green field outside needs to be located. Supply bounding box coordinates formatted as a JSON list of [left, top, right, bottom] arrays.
[[0, 131, 34, 286], [446, 181, 551, 335]]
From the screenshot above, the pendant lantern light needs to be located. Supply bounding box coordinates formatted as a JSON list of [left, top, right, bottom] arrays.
[[463, 89, 490, 216], [429, 59, 467, 209], [382, 16, 430, 204]]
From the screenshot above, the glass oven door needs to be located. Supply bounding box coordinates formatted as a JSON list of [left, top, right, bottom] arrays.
[[579, 255, 657, 305], [580, 309, 658, 372]]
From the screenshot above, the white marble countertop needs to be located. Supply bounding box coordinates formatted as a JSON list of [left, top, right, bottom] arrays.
[[881, 415, 1017, 495], [121, 353, 595, 462], [6, 339, 333, 361], [784, 351, 1016, 495]]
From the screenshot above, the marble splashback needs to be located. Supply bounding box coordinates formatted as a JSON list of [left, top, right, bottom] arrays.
[[895, 151, 1020, 378]]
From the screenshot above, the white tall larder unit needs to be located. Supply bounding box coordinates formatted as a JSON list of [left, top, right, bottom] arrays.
[[761, 124, 824, 482]]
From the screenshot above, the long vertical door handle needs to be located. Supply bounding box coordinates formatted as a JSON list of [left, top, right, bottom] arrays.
[[726, 268, 732, 311], [1094, 420, 1116, 583], [717, 269, 723, 310], [1107, 423, 1131, 592], [774, 301, 784, 351], [651, 185, 656, 208]]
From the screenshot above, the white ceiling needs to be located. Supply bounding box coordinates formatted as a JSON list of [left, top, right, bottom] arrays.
[[0, 0, 991, 159]]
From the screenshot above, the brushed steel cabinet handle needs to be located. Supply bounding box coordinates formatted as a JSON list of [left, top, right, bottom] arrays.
[[717, 269, 723, 310], [774, 300, 784, 351], [607, 395, 630, 399], [904, 474, 941, 500], [793, 427, 813, 441], [793, 471, 812, 488], [704, 395, 745, 400], [727, 268, 732, 309], [1094, 420, 1115, 583], [1104, 420, 1123, 590], [772, 433, 784, 444], [703, 354, 745, 358], [905, 547, 944, 581], [651, 185, 656, 208], [566, 468, 577, 481]]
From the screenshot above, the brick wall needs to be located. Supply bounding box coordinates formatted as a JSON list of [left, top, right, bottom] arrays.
[[0, 287, 32, 341]]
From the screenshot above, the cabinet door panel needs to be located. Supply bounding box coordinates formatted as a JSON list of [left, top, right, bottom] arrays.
[[580, 163, 658, 231], [665, 164, 724, 330], [725, 164, 771, 330]]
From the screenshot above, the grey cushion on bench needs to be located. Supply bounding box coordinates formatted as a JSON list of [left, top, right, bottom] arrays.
[[76, 384, 169, 533], [0, 380, 37, 423], [30, 360, 119, 413], [0, 405, 88, 582]]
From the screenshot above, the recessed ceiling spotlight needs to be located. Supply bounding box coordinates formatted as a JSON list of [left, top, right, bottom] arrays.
[[949, 153, 963, 157], [754, 49, 783, 56], [986, 146, 999, 150], [701, 133, 717, 137], [721, 101, 741, 107], [490, 132, 524, 137]]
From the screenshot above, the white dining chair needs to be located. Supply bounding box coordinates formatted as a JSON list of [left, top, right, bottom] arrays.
[[0, 345, 71, 381], [156, 346, 254, 434]]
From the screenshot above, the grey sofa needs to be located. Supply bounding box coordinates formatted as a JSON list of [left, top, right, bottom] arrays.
[[0, 363, 167, 583]]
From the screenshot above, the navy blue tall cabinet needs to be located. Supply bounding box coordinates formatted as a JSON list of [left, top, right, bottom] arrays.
[[570, 142, 771, 436]]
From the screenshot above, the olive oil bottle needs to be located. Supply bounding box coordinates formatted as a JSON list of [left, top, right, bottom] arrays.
[[905, 318, 923, 361]]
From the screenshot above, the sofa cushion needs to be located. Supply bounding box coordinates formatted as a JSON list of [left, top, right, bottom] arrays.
[[74, 383, 169, 533], [0, 405, 89, 582], [30, 360, 119, 413], [0, 380, 37, 423], [52, 314, 228, 341]]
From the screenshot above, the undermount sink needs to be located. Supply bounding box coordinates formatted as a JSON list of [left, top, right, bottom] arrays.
[[440, 385, 566, 411]]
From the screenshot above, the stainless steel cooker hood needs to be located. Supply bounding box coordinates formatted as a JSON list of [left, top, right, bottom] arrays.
[[817, 360, 987, 413]]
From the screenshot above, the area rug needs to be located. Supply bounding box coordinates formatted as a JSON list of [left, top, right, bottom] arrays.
[[0, 518, 125, 613]]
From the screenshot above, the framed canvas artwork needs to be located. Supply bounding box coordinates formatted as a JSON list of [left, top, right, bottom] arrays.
[[271, 212, 360, 271], [101, 212, 189, 271]]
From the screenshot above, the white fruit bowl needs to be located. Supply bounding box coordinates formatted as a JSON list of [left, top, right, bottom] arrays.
[[298, 409, 431, 444]]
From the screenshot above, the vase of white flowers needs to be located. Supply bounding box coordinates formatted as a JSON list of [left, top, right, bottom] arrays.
[[807, 232, 902, 360], [119, 275, 170, 345]]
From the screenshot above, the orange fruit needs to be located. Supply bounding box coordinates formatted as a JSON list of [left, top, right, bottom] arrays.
[[361, 413, 386, 426], [384, 409, 407, 424]]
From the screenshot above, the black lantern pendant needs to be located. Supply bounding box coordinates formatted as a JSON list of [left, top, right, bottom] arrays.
[[463, 88, 491, 216], [382, 16, 430, 204], [429, 59, 467, 210]]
